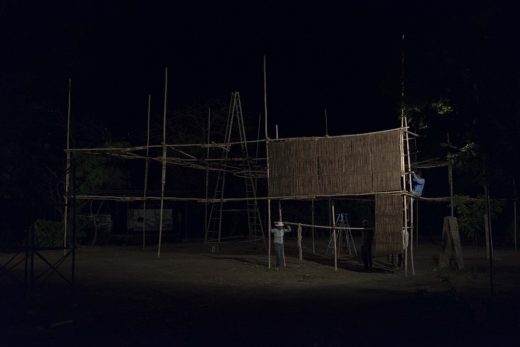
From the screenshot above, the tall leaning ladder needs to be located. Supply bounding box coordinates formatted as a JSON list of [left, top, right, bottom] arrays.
[[204, 92, 265, 249]]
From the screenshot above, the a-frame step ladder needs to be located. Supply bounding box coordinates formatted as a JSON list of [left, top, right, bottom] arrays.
[[326, 213, 357, 257]]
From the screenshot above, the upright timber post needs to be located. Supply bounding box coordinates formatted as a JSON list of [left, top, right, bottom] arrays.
[[332, 200, 337, 272], [158, 67, 168, 258], [204, 108, 211, 243], [514, 179, 518, 252], [400, 118, 409, 277], [264, 55, 272, 269], [514, 200, 518, 252], [484, 182, 494, 295], [404, 116, 415, 275], [142, 94, 151, 249], [311, 199, 315, 254]]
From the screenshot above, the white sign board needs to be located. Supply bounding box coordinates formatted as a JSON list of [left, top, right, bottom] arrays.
[[127, 209, 173, 232]]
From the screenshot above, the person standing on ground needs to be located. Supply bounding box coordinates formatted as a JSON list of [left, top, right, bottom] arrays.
[[271, 221, 291, 269], [361, 219, 374, 271]]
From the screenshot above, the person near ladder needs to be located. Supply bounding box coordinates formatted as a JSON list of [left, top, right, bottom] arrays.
[[395, 170, 424, 267], [271, 221, 291, 269], [361, 219, 373, 271], [412, 170, 425, 197]]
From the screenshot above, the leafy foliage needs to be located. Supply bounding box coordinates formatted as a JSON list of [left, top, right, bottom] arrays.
[[75, 141, 130, 195], [32, 219, 64, 247], [452, 195, 503, 243]]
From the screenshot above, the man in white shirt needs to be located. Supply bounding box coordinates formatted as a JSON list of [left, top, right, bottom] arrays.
[[271, 221, 291, 269]]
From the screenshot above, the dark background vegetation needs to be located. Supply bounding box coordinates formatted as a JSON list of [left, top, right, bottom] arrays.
[[1, 1, 519, 245]]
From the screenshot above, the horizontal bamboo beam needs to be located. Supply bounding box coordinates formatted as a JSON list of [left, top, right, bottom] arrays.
[[283, 221, 371, 231]]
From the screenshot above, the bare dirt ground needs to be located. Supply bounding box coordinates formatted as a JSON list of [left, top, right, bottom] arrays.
[[1, 240, 520, 346]]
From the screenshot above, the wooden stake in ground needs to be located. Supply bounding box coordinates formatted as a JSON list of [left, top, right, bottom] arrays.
[[297, 223, 303, 263]]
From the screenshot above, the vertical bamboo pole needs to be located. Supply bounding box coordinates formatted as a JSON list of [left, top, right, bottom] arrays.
[[328, 199, 332, 228], [71, 161, 77, 287], [279, 201, 286, 267], [514, 180, 518, 252], [142, 94, 151, 249], [311, 199, 315, 254], [416, 199, 419, 247], [264, 55, 272, 269], [484, 213, 490, 260], [484, 183, 494, 295], [63, 78, 72, 250], [204, 108, 211, 243], [158, 67, 168, 258], [267, 200, 272, 268], [405, 117, 415, 275], [400, 120, 408, 276], [324, 108, 329, 136], [332, 200, 337, 272], [255, 113, 262, 159], [514, 200, 517, 252], [448, 158, 454, 217], [298, 224, 303, 263]]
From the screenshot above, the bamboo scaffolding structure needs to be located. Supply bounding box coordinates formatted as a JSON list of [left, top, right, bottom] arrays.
[[283, 221, 370, 231], [74, 189, 407, 203], [142, 94, 151, 249], [63, 78, 72, 251], [158, 67, 168, 258], [65, 127, 413, 154], [214, 93, 241, 247], [66, 139, 268, 153]]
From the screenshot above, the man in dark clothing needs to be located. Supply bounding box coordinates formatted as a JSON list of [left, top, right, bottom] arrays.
[[361, 219, 373, 271]]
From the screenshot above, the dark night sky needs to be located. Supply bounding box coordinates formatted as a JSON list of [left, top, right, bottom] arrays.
[[1, 1, 518, 140]]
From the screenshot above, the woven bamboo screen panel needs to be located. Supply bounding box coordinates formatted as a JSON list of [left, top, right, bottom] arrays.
[[374, 194, 403, 255], [268, 129, 402, 197]]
